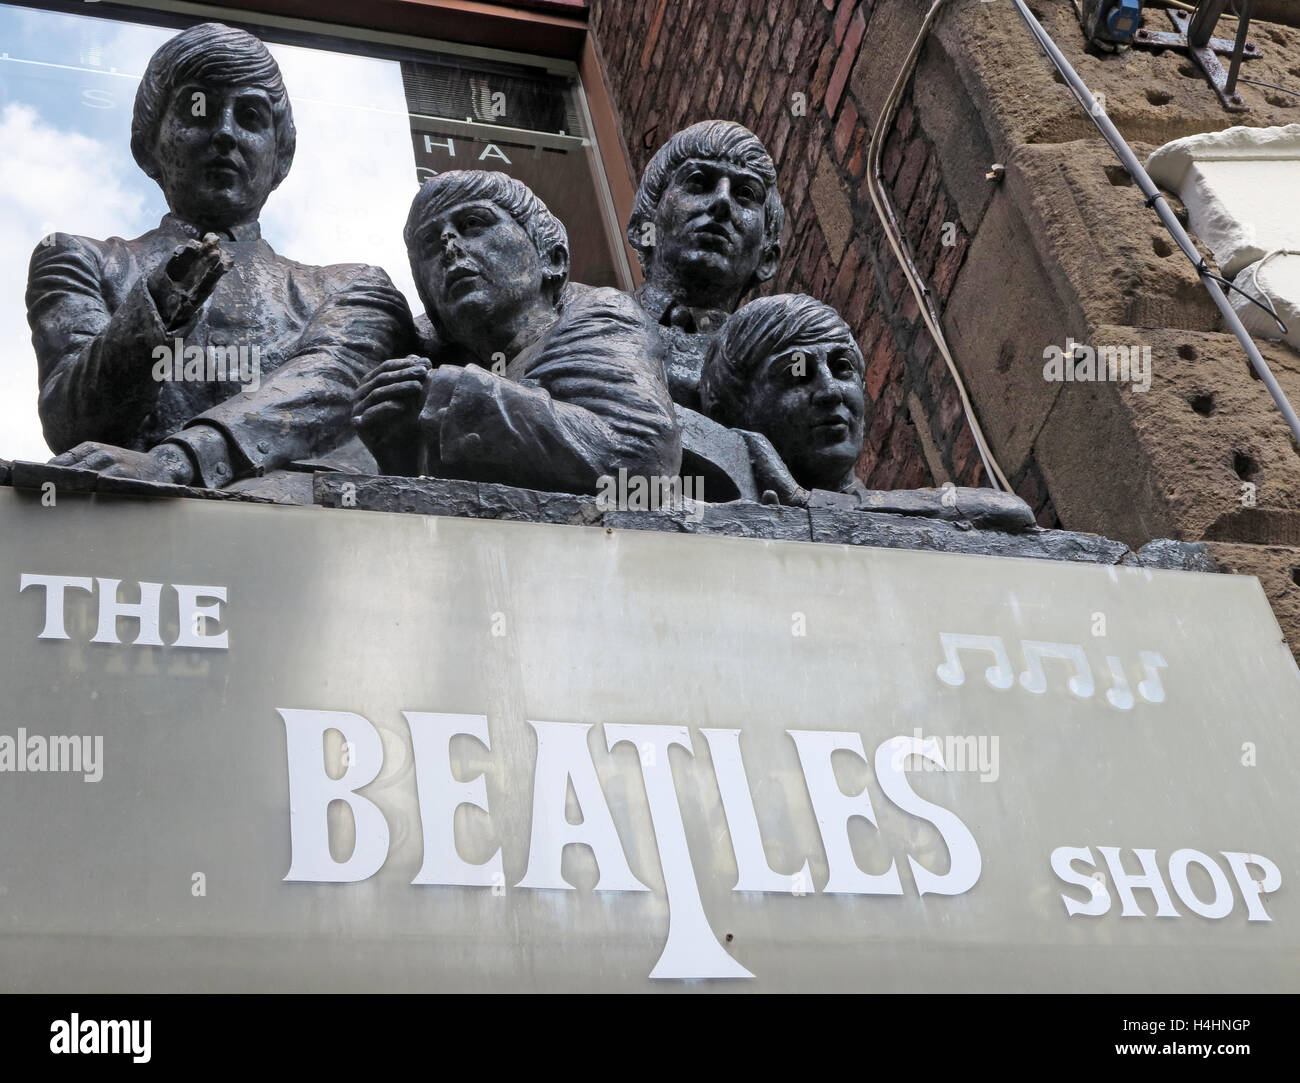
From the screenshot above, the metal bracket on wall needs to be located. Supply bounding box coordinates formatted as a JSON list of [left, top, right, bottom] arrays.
[[1132, 3, 1261, 112]]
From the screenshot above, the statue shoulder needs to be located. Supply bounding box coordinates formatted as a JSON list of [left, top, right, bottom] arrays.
[[278, 255, 399, 292], [557, 281, 654, 327]]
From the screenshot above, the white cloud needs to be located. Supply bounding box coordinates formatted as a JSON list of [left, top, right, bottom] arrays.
[[262, 43, 421, 310], [0, 29, 422, 465], [0, 103, 153, 461]]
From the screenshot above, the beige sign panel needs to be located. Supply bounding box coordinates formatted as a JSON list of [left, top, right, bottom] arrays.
[[0, 487, 1296, 991]]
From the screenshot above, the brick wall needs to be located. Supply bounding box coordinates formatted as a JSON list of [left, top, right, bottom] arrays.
[[589, 0, 1061, 523]]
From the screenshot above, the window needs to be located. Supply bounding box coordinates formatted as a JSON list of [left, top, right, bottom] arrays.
[[0, 0, 629, 460]]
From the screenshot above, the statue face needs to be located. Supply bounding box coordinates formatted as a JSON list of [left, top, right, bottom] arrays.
[[154, 83, 280, 227], [410, 200, 550, 341], [743, 339, 865, 492], [651, 158, 771, 298]]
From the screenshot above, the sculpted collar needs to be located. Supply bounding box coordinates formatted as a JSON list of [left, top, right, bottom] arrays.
[[636, 284, 729, 336], [161, 213, 262, 244]]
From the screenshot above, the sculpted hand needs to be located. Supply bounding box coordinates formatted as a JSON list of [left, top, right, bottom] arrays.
[[50, 441, 195, 485], [353, 355, 432, 476], [148, 233, 232, 331], [416, 366, 469, 473], [738, 430, 809, 507]]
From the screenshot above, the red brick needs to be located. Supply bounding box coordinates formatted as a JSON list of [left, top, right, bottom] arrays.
[[907, 157, 941, 239], [767, 15, 784, 68], [854, 437, 879, 481], [640, 0, 670, 70], [938, 382, 962, 434], [845, 267, 875, 329], [827, 10, 866, 115], [868, 379, 903, 448], [736, 19, 755, 62], [893, 140, 928, 211], [951, 423, 977, 480], [792, 162, 811, 209], [784, 17, 809, 74], [926, 348, 948, 408], [829, 242, 863, 305], [868, 455, 902, 491], [804, 120, 826, 173], [708, 70, 724, 114], [898, 442, 930, 490], [915, 205, 945, 280], [833, 98, 859, 163], [932, 229, 969, 298], [1015, 465, 1046, 510], [751, 66, 771, 114], [881, 129, 903, 184], [692, 21, 710, 67], [810, 41, 837, 106], [745, 25, 771, 88], [898, 285, 920, 326], [847, 135, 868, 182], [886, 265, 907, 307], [857, 308, 886, 363], [834, 0, 856, 46], [895, 101, 915, 141], [770, 110, 793, 165], [865, 335, 896, 402]]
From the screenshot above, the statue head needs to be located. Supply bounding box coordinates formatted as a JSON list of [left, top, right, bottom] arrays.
[[131, 23, 296, 230], [404, 170, 569, 349], [700, 294, 866, 493], [627, 121, 784, 313]]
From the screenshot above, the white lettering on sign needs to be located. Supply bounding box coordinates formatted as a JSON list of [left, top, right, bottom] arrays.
[[1050, 845, 1281, 920], [275, 710, 983, 981], [19, 573, 228, 648]]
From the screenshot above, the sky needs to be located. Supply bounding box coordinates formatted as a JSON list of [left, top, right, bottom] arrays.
[[0, 2, 421, 461]]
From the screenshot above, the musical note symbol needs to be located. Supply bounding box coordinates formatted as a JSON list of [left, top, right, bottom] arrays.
[[936, 633, 1015, 689], [1105, 656, 1134, 710], [1018, 641, 1095, 698], [1138, 651, 1168, 703]]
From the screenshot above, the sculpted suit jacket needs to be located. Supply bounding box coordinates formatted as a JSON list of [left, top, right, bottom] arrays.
[[414, 282, 682, 494], [27, 213, 412, 486]]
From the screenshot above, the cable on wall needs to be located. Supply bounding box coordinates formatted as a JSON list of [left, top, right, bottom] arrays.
[[866, 0, 1012, 492]]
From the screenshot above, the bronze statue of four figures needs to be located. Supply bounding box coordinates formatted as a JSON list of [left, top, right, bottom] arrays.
[[27, 22, 1033, 530]]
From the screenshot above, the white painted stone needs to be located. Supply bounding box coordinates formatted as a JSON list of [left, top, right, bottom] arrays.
[[1231, 252, 1300, 352], [1146, 124, 1300, 277]]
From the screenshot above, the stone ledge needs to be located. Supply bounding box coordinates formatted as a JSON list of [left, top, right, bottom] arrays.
[[0, 461, 1216, 570], [312, 473, 1214, 567], [4, 460, 274, 503]]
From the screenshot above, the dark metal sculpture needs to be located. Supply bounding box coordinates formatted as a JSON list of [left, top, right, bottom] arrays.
[[353, 170, 681, 493], [701, 294, 1036, 530], [26, 22, 411, 487], [626, 121, 784, 411], [700, 294, 865, 496]]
